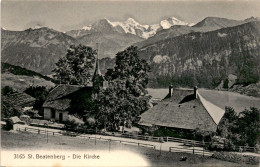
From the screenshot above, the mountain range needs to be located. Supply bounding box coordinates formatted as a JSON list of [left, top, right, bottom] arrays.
[[1, 16, 260, 88], [1, 16, 193, 74], [1, 27, 75, 74], [138, 21, 260, 88], [135, 17, 260, 48], [66, 17, 193, 39]]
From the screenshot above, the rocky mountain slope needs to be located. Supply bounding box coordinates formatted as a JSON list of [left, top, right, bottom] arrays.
[[135, 17, 260, 49], [2, 17, 260, 90], [230, 83, 260, 97], [1, 25, 142, 74], [1, 16, 192, 75], [75, 28, 143, 59], [138, 21, 260, 88], [1, 27, 75, 74]]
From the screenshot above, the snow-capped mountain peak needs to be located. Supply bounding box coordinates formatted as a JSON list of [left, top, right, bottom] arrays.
[[160, 17, 189, 29], [82, 25, 92, 30], [126, 18, 140, 25], [32, 24, 44, 30], [67, 16, 192, 39]]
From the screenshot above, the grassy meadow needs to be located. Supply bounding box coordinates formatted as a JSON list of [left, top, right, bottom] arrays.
[[1, 130, 243, 167]]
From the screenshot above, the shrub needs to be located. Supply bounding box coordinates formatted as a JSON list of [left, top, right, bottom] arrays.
[[24, 86, 50, 116], [1, 102, 22, 118], [3, 119, 14, 131], [64, 115, 84, 131], [223, 79, 229, 89], [86, 117, 96, 127], [2, 86, 14, 95], [212, 151, 260, 165]]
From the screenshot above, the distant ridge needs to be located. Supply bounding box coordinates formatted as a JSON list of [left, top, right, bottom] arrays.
[[135, 16, 260, 49]]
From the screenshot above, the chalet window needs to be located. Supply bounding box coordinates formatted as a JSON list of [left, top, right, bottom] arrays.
[[51, 109, 55, 118], [59, 113, 63, 122]]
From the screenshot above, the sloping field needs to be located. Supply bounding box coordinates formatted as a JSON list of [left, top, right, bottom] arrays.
[[1, 73, 55, 91], [198, 89, 260, 113]]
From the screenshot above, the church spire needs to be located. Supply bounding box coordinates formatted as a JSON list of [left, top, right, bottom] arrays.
[[92, 43, 104, 90], [94, 43, 102, 76]]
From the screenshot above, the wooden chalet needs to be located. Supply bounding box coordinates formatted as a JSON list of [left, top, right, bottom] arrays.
[[43, 49, 106, 122], [138, 87, 225, 132], [42, 84, 93, 122]]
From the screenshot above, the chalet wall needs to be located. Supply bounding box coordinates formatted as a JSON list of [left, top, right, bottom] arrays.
[[44, 108, 69, 122], [55, 110, 69, 122], [62, 112, 69, 121], [44, 108, 51, 120]]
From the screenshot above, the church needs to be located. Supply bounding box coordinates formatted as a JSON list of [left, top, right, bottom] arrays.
[[42, 50, 106, 123]]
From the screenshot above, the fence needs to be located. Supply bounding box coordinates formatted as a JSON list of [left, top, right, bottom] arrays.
[[163, 136, 209, 147], [17, 127, 156, 150], [118, 133, 209, 147], [169, 146, 213, 157], [16, 126, 259, 154], [235, 146, 259, 153], [17, 127, 63, 136], [19, 126, 209, 148], [16, 124, 208, 147], [79, 134, 156, 149]]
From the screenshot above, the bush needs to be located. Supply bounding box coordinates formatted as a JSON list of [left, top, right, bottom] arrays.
[[216, 107, 260, 150], [223, 79, 229, 89], [208, 137, 236, 151], [2, 86, 14, 95], [64, 115, 84, 132], [212, 151, 260, 165], [24, 86, 50, 116], [3, 119, 14, 131], [19, 115, 31, 125], [86, 117, 96, 127], [1, 102, 22, 118], [153, 127, 200, 140]]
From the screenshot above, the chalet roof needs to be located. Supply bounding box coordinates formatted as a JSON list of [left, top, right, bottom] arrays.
[[198, 89, 260, 114], [43, 99, 71, 111], [43, 84, 92, 111], [46, 84, 85, 101], [2, 92, 36, 108], [139, 89, 220, 132], [164, 89, 194, 103], [197, 93, 225, 125]]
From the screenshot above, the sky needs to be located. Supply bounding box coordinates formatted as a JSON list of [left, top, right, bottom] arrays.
[[1, 0, 260, 32]]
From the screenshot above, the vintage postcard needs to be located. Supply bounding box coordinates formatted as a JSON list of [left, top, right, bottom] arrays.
[[1, 0, 260, 166]]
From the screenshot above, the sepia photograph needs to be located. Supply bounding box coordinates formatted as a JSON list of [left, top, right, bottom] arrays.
[[1, 0, 260, 166]]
